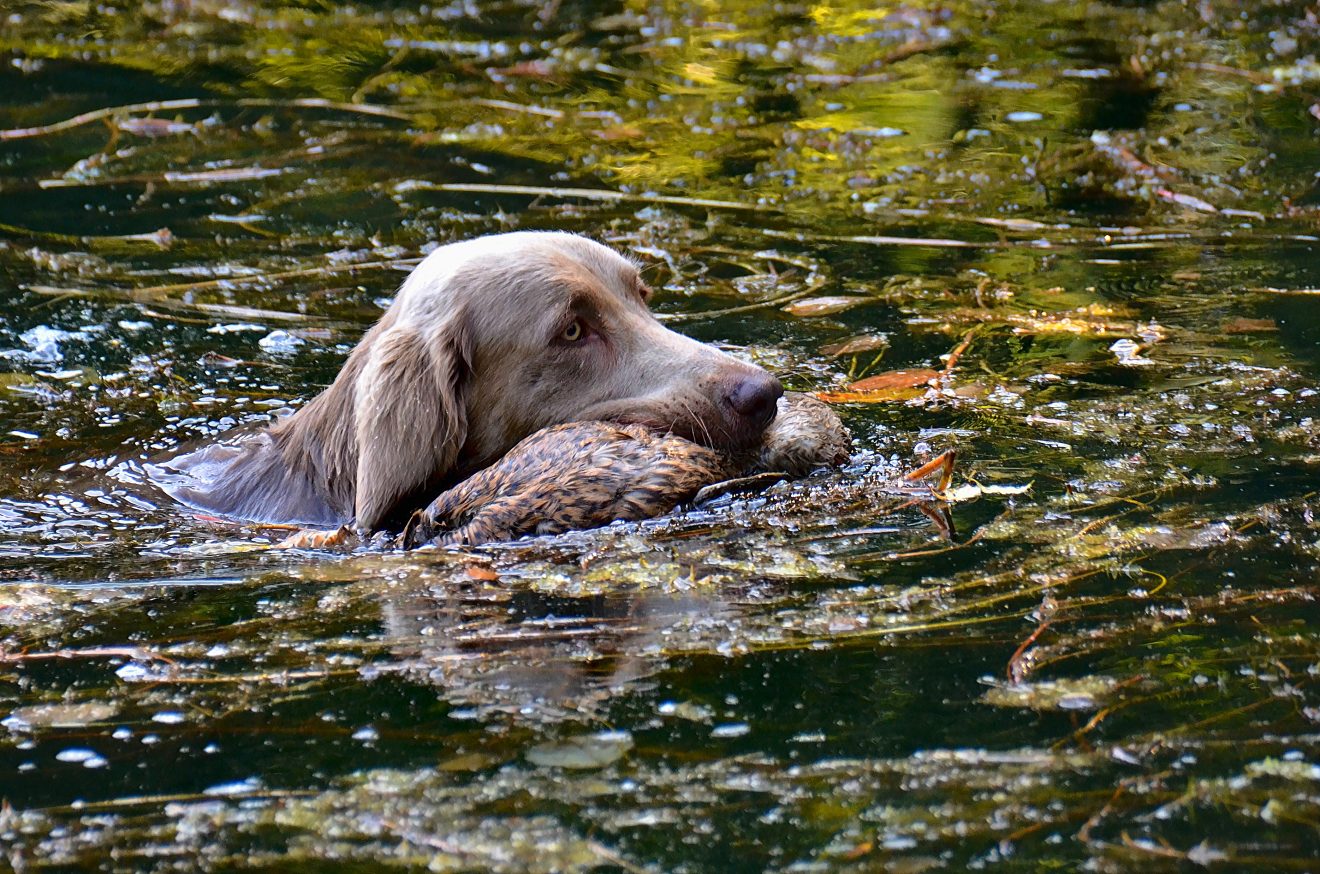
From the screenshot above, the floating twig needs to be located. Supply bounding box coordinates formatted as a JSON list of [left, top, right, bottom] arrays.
[[0, 221, 172, 249], [886, 522, 989, 559], [902, 449, 957, 493], [468, 97, 565, 119], [940, 329, 978, 378], [1007, 618, 1053, 683], [27, 255, 419, 309], [0, 98, 205, 140], [38, 166, 287, 189], [761, 227, 990, 249], [403, 181, 772, 212], [0, 96, 412, 141], [0, 645, 173, 664], [27, 286, 326, 325], [659, 275, 829, 322], [32, 787, 318, 816]]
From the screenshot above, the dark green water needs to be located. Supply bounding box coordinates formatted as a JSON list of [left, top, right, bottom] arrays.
[[2, 1, 1320, 870]]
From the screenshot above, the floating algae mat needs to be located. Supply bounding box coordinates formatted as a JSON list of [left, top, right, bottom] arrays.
[[2, 0, 1320, 870]]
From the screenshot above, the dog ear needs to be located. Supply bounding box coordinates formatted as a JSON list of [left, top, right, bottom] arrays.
[[351, 316, 470, 531]]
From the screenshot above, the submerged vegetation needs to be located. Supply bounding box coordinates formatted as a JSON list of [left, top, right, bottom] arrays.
[[1, 0, 1320, 870]]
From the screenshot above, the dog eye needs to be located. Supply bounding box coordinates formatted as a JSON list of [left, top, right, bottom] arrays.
[[561, 320, 585, 342]]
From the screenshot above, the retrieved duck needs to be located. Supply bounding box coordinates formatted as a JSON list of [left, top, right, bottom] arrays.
[[401, 392, 851, 548]]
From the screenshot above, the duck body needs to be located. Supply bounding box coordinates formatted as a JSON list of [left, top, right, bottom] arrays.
[[401, 392, 849, 548]]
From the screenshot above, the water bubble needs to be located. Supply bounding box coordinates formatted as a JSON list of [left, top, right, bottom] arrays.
[[55, 748, 108, 768], [258, 330, 306, 355], [711, 723, 751, 738]]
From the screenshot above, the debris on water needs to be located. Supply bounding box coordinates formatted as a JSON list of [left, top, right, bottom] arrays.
[[710, 723, 751, 738], [818, 369, 939, 403], [206, 323, 266, 334], [1222, 317, 1279, 334], [3, 326, 93, 363], [1185, 842, 1229, 865], [1245, 757, 1320, 782], [782, 295, 869, 317], [1109, 338, 1155, 366], [204, 777, 264, 797], [525, 731, 634, 769], [657, 700, 714, 723], [115, 116, 194, 137], [114, 661, 171, 682], [3, 701, 119, 730], [820, 333, 889, 357], [981, 676, 1121, 711], [940, 481, 1031, 503], [258, 329, 306, 354]]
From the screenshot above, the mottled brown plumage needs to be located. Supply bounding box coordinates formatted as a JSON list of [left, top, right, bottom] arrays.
[[753, 392, 851, 476], [401, 392, 849, 548]]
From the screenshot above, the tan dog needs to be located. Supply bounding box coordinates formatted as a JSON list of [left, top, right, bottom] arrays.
[[154, 232, 783, 532]]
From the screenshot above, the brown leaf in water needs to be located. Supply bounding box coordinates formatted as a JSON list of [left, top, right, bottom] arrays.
[[595, 124, 644, 141], [816, 368, 939, 403], [820, 334, 889, 356], [783, 295, 868, 317], [850, 369, 940, 391], [466, 564, 499, 581], [816, 389, 921, 403], [1222, 317, 1278, 333]]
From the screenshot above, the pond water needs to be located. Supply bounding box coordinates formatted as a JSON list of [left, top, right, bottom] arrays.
[[2, 1, 1319, 870]]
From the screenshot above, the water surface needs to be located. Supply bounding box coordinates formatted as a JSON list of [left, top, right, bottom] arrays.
[[2, 1, 1319, 870]]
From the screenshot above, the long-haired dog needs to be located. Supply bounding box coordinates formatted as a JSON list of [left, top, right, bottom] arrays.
[[155, 232, 783, 532]]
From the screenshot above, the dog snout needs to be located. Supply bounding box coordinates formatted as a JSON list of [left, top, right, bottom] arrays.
[[722, 371, 784, 431]]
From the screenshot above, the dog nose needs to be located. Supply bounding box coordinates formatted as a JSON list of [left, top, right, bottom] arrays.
[[724, 372, 784, 428]]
